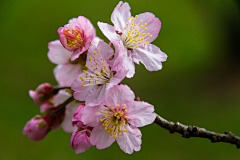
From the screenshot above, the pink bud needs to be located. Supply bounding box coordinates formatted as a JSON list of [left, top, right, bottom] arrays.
[[72, 104, 85, 128], [70, 127, 93, 154], [22, 115, 48, 141], [29, 83, 53, 105]]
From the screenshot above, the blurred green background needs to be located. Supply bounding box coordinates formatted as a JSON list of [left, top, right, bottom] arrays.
[[0, 0, 240, 159]]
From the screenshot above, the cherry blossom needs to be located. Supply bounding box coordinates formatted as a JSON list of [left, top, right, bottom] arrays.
[[98, 1, 167, 78], [71, 41, 128, 105], [81, 85, 156, 154], [58, 16, 95, 61]]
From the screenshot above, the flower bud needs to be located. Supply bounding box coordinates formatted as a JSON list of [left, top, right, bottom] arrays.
[[29, 83, 53, 105], [22, 115, 48, 141], [70, 127, 93, 154]]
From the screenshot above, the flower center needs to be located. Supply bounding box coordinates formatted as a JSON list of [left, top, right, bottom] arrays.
[[120, 15, 153, 49], [100, 104, 128, 139], [64, 28, 86, 48], [79, 50, 113, 87]]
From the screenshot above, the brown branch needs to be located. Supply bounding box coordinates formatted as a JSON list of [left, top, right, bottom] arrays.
[[154, 114, 240, 148]]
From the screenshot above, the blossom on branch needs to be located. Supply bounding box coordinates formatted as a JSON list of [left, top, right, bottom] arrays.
[[71, 41, 128, 105], [98, 1, 167, 78], [81, 85, 156, 154], [58, 16, 95, 61]]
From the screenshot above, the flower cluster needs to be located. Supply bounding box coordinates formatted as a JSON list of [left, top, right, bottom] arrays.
[[23, 1, 167, 154]]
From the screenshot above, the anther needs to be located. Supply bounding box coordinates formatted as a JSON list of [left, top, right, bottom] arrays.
[[144, 27, 147, 30], [107, 105, 110, 108], [105, 111, 108, 114], [100, 110, 103, 113], [100, 119, 103, 122], [124, 109, 127, 112], [125, 116, 128, 119], [123, 104, 126, 107], [94, 52, 96, 55], [135, 15, 138, 18], [117, 104, 120, 108], [80, 77, 84, 81], [85, 64, 88, 67], [97, 50, 100, 53]]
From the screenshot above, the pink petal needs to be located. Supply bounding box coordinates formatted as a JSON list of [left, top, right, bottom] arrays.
[[70, 44, 89, 61], [72, 104, 85, 128], [90, 126, 115, 149], [53, 63, 82, 86], [48, 40, 73, 64], [105, 85, 135, 107], [91, 36, 103, 47], [132, 44, 167, 71], [111, 1, 131, 32], [81, 104, 107, 127], [127, 101, 156, 127], [116, 125, 142, 154], [71, 129, 92, 154], [133, 12, 161, 43], [61, 101, 80, 133], [111, 41, 126, 72], [97, 22, 120, 42], [125, 50, 135, 78], [107, 67, 128, 90], [86, 85, 106, 105], [72, 86, 93, 102], [68, 18, 77, 24], [53, 90, 71, 106]]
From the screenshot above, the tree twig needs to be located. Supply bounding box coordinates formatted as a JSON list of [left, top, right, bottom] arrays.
[[154, 113, 240, 148]]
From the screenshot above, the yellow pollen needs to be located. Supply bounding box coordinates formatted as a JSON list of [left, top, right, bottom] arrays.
[[97, 72, 100, 76], [141, 37, 144, 40], [131, 18, 134, 21], [89, 56, 92, 60], [114, 113, 117, 116], [135, 15, 138, 18], [112, 107, 114, 110], [123, 129, 127, 132], [126, 22, 129, 25], [144, 23, 147, 26], [134, 24, 136, 26], [105, 111, 108, 114], [124, 109, 127, 112], [94, 59, 96, 61], [100, 119, 103, 122], [125, 34, 127, 37], [100, 110, 103, 113], [107, 130, 110, 133], [118, 133, 121, 137], [91, 65, 93, 67], [80, 76, 84, 81], [94, 52, 96, 55], [97, 50, 100, 53], [83, 70, 85, 72], [113, 132, 116, 135], [110, 133, 113, 136], [118, 129, 121, 132], [150, 35, 152, 37], [125, 116, 128, 119], [117, 104, 120, 107], [85, 34, 87, 36], [127, 17, 130, 20], [142, 33, 146, 36], [144, 27, 147, 30], [123, 104, 126, 107], [132, 32, 134, 34], [124, 27, 126, 30], [105, 116, 108, 118], [105, 127, 108, 131], [116, 116, 120, 119], [140, 20, 143, 23], [140, 25, 143, 28], [80, 30, 82, 33], [107, 105, 110, 108], [85, 64, 88, 67], [133, 41, 135, 44], [104, 124, 107, 127], [134, 29, 137, 31], [123, 121, 126, 126], [113, 136, 116, 139], [102, 123, 105, 126], [147, 33, 150, 36], [136, 45, 138, 48], [89, 80, 91, 83]]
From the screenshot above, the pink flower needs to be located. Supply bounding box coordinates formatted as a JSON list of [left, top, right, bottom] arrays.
[[48, 38, 103, 86], [81, 85, 156, 154], [58, 16, 95, 61], [22, 115, 48, 141], [71, 41, 128, 105], [98, 1, 167, 78], [70, 127, 93, 154]]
